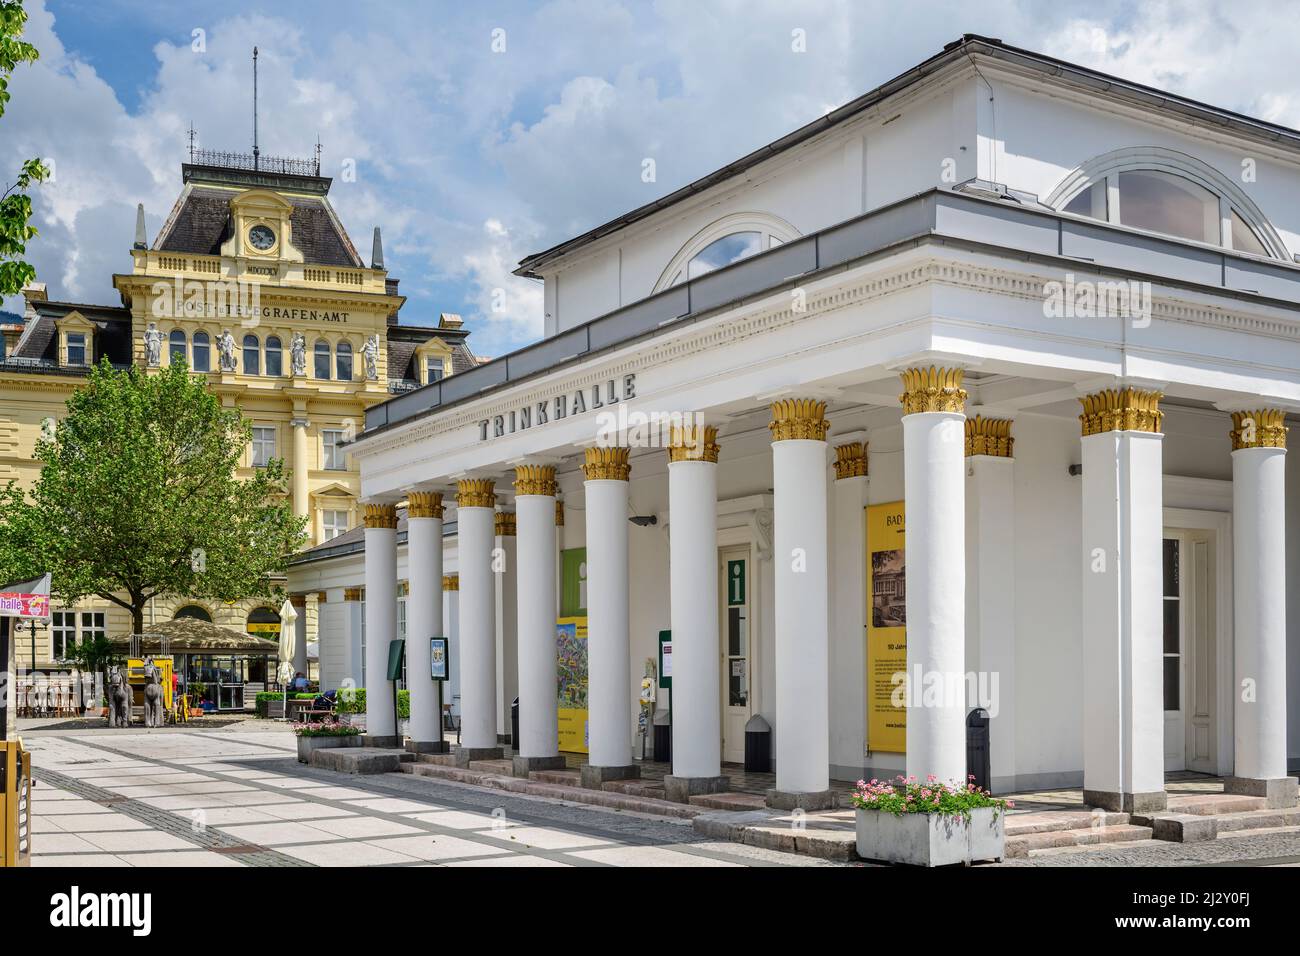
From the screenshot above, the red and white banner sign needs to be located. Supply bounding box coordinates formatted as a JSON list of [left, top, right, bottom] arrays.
[[0, 574, 52, 619]]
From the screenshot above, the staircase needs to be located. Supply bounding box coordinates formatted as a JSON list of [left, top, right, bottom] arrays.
[[1005, 810, 1153, 858]]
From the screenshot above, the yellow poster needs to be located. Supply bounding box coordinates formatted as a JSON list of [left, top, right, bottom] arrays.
[[866, 502, 907, 753], [556, 616, 589, 753]]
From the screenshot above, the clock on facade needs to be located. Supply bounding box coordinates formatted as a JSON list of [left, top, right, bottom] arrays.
[[248, 224, 276, 251]]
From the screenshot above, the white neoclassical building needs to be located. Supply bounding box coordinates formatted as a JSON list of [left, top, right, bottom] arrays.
[[329, 35, 1300, 812]]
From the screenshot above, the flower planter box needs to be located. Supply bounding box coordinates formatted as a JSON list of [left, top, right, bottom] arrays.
[[296, 734, 361, 763], [855, 806, 1005, 866]]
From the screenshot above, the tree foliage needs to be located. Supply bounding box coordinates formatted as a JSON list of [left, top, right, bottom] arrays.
[[0, 0, 49, 295], [0, 360, 308, 633]]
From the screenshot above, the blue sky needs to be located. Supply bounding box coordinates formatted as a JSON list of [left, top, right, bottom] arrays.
[[7, 0, 1300, 356]]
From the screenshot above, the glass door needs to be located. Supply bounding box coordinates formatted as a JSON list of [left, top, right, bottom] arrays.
[[1162, 536, 1186, 771], [719, 549, 751, 764]]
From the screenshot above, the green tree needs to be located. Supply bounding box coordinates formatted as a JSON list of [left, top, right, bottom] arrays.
[[0, 1, 49, 294], [0, 360, 308, 633]]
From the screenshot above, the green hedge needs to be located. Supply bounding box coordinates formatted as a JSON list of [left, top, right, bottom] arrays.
[[336, 689, 409, 718]]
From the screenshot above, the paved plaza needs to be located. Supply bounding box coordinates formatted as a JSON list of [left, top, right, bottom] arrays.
[[20, 725, 839, 868]]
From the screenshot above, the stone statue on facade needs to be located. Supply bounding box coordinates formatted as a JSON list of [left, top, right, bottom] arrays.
[[142, 659, 163, 728], [108, 667, 130, 728], [362, 333, 379, 381], [217, 330, 237, 372], [291, 332, 307, 376], [144, 324, 163, 367]]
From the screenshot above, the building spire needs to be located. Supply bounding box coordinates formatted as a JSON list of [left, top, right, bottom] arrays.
[[252, 47, 260, 171], [371, 227, 384, 270], [134, 203, 148, 250]]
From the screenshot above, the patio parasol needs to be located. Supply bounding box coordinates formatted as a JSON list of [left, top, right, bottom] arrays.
[[277, 598, 298, 721]]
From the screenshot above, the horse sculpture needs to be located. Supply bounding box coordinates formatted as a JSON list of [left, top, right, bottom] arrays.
[[142, 660, 163, 728], [108, 667, 130, 728]]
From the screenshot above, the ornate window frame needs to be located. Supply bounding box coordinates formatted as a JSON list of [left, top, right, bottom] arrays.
[[653, 212, 802, 293], [1045, 146, 1290, 260]]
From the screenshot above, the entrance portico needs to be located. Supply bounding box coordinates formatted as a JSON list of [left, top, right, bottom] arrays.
[[346, 190, 1300, 807]]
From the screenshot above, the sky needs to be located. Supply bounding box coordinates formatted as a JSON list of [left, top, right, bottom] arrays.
[[6, 0, 1300, 357]]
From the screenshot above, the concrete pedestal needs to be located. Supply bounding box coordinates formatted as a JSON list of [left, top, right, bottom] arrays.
[[580, 764, 640, 789], [453, 746, 504, 767], [1224, 775, 1299, 809], [664, 774, 730, 803], [512, 754, 567, 777], [405, 739, 451, 755], [766, 788, 837, 811]]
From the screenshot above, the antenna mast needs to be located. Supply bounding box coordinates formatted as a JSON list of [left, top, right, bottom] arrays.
[[252, 47, 260, 170]]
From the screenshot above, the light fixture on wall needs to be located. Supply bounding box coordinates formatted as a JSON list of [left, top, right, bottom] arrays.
[[1068, 464, 1083, 477], [628, 515, 657, 527]]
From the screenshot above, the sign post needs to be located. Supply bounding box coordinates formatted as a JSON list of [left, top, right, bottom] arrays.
[[430, 637, 450, 752], [0, 573, 48, 868], [386, 639, 405, 744]]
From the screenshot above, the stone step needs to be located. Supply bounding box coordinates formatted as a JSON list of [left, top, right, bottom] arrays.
[[600, 779, 665, 798], [530, 769, 582, 786], [1146, 804, 1300, 842], [468, 759, 514, 774], [1006, 823, 1152, 858], [689, 792, 768, 811], [398, 760, 701, 819], [1005, 810, 1129, 836], [414, 752, 458, 766], [1164, 793, 1266, 816]]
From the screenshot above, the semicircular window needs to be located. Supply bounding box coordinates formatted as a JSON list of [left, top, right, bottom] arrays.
[[687, 231, 763, 281], [1061, 168, 1273, 256], [175, 605, 212, 622]]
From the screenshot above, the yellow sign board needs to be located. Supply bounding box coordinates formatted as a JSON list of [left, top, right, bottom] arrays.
[[127, 657, 175, 714], [866, 502, 907, 753], [556, 616, 588, 753]]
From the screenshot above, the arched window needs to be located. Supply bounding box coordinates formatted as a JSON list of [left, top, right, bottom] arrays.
[[168, 329, 187, 366], [314, 340, 331, 379], [264, 336, 283, 377], [335, 341, 353, 381], [654, 213, 802, 292], [175, 605, 212, 622], [1049, 147, 1287, 259], [242, 334, 260, 376], [246, 606, 281, 640], [192, 331, 210, 373]]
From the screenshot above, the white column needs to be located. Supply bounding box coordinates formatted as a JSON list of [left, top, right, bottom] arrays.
[[830, 441, 868, 779], [964, 417, 1016, 790], [362, 503, 398, 739], [1080, 388, 1166, 813], [900, 367, 967, 785], [456, 480, 499, 752], [1228, 410, 1294, 805], [514, 467, 561, 768], [405, 491, 444, 744], [770, 400, 831, 805], [666, 426, 725, 795], [495, 512, 518, 739], [584, 448, 635, 773]]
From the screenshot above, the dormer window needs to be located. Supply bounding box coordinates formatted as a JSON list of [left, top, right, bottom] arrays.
[[66, 332, 86, 366], [1051, 148, 1286, 259], [426, 357, 444, 384]]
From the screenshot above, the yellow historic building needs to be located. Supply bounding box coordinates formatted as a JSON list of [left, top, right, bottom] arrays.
[[0, 150, 475, 680]]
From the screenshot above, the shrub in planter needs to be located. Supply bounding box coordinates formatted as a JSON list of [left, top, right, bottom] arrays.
[[851, 775, 1012, 866], [334, 688, 409, 718], [294, 718, 362, 762]]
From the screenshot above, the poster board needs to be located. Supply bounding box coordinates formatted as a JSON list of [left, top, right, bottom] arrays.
[[866, 501, 907, 753], [560, 548, 587, 617], [556, 616, 589, 753]]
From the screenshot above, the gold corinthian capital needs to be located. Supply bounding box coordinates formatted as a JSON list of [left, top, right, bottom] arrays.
[[666, 424, 720, 463], [1230, 409, 1288, 450], [769, 398, 830, 442], [1078, 388, 1163, 436], [494, 511, 516, 537], [899, 366, 968, 415], [407, 491, 444, 519], [514, 464, 557, 496], [833, 442, 868, 479], [442, 574, 459, 592], [363, 503, 398, 529], [584, 446, 631, 481], [965, 416, 1014, 457], [456, 478, 496, 509]]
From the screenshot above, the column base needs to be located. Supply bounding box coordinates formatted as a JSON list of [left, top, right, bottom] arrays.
[[361, 734, 400, 748], [1224, 775, 1299, 808], [580, 764, 641, 789], [405, 740, 451, 755], [664, 774, 729, 804], [511, 754, 567, 778], [765, 788, 837, 811], [453, 746, 504, 767], [1084, 788, 1167, 814]]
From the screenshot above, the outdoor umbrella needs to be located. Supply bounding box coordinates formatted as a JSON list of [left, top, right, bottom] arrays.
[[278, 599, 298, 721]]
